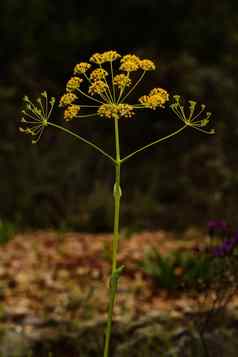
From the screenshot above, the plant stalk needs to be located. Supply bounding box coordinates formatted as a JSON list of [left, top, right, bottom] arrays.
[[121, 124, 187, 164], [48, 122, 115, 163], [103, 117, 122, 357]]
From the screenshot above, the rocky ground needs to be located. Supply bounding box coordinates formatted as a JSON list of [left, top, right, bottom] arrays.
[[0, 229, 204, 324], [0, 229, 238, 356]]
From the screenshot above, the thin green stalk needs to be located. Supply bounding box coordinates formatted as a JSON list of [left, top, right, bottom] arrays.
[[121, 124, 188, 164], [77, 88, 104, 104], [120, 71, 146, 103], [103, 117, 122, 357], [110, 60, 116, 102], [99, 63, 114, 103], [116, 71, 130, 103], [48, 122, 115, 163], [76, 113, 98, 119]]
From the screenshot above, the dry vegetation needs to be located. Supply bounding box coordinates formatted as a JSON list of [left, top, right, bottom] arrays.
[[0, 229, 214, 326]]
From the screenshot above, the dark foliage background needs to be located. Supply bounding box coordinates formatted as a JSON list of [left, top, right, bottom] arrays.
[[0, 0, 238, 231]]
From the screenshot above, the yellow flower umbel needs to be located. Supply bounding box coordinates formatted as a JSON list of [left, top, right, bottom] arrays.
[[98, 103, 134, 119], [88, 80, 109, 96], [170, 95, 215, 134], [66, 77, 83, 92], [19, 91, 55, 143], [119, 54, 141, 72], [59, 50, 169, 121], [113, 74, 131, 90], [74, 62, 91, 74], [90, 68, 109, 81], [64, 104, 81, 121], [139, 88, 169, 109], [59, 93, 78, 107], [140, 59, 156, 71]]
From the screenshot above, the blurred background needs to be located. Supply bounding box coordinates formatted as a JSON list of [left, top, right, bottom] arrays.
[[1, 0, 238, 232]]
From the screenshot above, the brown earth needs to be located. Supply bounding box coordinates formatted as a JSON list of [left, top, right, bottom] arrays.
[[0, 228, 237, 332]]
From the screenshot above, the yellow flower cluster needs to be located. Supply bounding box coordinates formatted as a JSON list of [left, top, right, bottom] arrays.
[[121, 54, 141, 63], [120, 54, 141, 72], [113, 74, 131, 89], [90, 68, 108, 81], [57, 50, 169, 122], [59, 93, 78, 107], [140, 59, 156, 71], [98, 103, 135, 119], [64, 104, 81, 121], [139, 88, 169, 109], [88, 80, 108, 96], [150, 87, 169, 99], [90, 50, 121, 64], [89, 53, 104, 64], [102, 50, 121, 62], [66, 77, 83, 92], [74, 62, 91, 74]]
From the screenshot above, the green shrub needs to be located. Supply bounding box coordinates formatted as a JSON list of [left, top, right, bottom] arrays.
[[139, 247, 211, 291], [0, 220, 16, 245]]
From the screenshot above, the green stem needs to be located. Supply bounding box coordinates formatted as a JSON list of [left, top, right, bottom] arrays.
[[121, 124, 187, 164], [110, 60, 116, 102], [103, 117, 122, 357], [120, 71, 146, 103], [99, 63, 113, 103], [48, 122, 115, 163], [77, 88, 104, 104]]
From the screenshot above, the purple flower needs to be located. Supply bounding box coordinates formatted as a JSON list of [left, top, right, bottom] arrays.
[[208, 220, 229, 237], [232, 232, 238, 245], [223, 239, 233, 252], [212, 238, 235, 257], [213, 246, 225, 257]]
